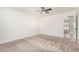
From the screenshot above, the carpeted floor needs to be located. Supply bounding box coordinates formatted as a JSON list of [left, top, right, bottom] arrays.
[[0, 34, 79, 52]]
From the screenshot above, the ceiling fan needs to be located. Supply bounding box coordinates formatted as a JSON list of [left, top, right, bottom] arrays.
[[37, 7, 52, 14]]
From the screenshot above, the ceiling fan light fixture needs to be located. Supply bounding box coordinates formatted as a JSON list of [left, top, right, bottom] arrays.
[[41, 11, 45, 14]]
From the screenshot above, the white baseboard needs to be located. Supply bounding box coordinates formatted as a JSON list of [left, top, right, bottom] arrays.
[[0, 33, 38, 44]]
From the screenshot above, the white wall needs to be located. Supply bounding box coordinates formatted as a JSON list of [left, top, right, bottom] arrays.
[[0, 8, 39, 43], [0, 7, 78, 44], [40, 11, 76, 37]]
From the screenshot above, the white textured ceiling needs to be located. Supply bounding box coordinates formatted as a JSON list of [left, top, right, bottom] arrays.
[[14, 7, 77, 16]]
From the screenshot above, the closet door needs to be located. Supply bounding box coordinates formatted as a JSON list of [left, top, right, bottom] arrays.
[[64, 15, 77, 43], [68, 16, 77, 42]]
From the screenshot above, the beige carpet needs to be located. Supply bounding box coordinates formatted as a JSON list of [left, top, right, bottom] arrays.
[[0, 34, 79, 52]]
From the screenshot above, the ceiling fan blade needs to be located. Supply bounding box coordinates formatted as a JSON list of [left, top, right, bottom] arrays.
[[45, 11, 49, 13], [46, 8, 52, 11], [41, 7, 45, 10]]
